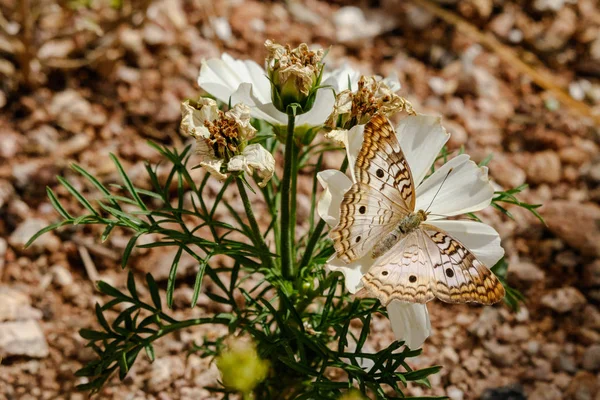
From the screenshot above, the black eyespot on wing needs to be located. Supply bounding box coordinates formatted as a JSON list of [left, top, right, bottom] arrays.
[[376, 169, 384, 178], [355, 236, 361, 243], [445, 268, 454, 278], [381, 271, 388, 276], [409, 275, 417, 283], [359, 206, 366, 214]]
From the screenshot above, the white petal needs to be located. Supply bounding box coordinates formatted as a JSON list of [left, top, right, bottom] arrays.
[[327, 253, 376, 293], [323, 64, 361, 93], [397, 115, 449, 187], [296, 86, 335, 127], [426, 219, 504, 268], [200, 159, 227, 181], [228, 144, 276, 187], [344, 124, 365, 183], [231, 82, 287, 125], [386, 302, 431, 349], [382, 72, 401, 92], [415, 154, 494, 217], [317, 170, 352, 227]]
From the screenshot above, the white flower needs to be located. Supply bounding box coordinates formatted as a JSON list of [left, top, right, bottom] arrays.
[[317, 115, 504, 349], [180, 98, 275, 187], [198, 53, 360, 128]]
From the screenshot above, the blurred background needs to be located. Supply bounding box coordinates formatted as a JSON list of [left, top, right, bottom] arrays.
[[0, 0, 599, 399]]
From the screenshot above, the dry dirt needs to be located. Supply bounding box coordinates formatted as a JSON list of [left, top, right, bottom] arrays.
[[0, 0, 599, 399]]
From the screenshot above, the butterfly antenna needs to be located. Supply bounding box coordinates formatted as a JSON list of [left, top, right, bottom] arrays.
[[425, 168, 454, 213]]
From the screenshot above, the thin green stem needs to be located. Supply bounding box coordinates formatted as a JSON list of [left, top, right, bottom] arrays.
[[290, 141, 299, 255], [236, 177, 276, 271], [299, 155, 349, 269], [280, 113, 296, 280]]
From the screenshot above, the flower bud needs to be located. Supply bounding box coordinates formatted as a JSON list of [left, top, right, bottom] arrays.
[[216, 337, 269, 394], [265, 40, 324, 115], [338, 389, 366, 400]]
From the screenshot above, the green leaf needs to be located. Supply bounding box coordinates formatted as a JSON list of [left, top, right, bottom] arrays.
[[95, 303, 111, 333], [46, 187, 72, 219], [144, 344, 155, 362], [110, 153, 148, 211], [57, 176, 98, 215], [96, 280, 128, 300], [122, 233, 141, 269], [126, 271, 138, 300], [24, 220, 71, 248], [166, 247, 183, 309], [145, 273, 162, 311]]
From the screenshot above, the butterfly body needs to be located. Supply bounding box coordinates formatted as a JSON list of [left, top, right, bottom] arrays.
[[372, 210, 428, 259], [331, 114, 505, 307]]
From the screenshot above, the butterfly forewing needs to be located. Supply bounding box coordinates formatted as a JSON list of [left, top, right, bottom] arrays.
[[331, 114, 415, 263]]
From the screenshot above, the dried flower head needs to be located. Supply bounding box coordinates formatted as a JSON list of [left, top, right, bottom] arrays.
[[265, 40, 325, 114], [325, 75, 415, 145], [180, 98, 275, 186]]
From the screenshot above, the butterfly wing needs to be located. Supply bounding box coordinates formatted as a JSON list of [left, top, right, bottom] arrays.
[[361, 231, 435, 306], [331, 114, 416, 263], [361, 225, 505, 306], [420, 224, 505, 305]]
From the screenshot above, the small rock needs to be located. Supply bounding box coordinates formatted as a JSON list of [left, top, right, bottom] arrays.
[[489, 155, 527, 189], [565, 371, 597, 400], [50, 264, 74, 287], [9, 218, 60, 253], [468, 307, 500, 338], [543, 201, 600, 258], [529, 383, 562, 400], [533, 0, 565, 12], [583, 260, 600, 287], [526, 151, 561, 184], [0, 179, 14, 208], [0, 320, 49, 358], [484, 340, 520, 367], [447, 385, 464, 400], [541, 287, 586, 313], [0, 286, 43, 321], [582, 344, 600, 371], [508, 261, 545, 284], [554, 352, 577, 374], [148, 356, 185, 392]]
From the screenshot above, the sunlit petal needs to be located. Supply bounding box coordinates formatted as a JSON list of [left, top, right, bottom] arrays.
[[317, 170, 353, 227], [387, 302, 431, 349], [397, 115, 449, 187], [415, 154, 494, 218]]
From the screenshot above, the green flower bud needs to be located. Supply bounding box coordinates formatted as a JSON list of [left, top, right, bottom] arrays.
[[216, 337, 269, 395], [265, 40, 324, 115]]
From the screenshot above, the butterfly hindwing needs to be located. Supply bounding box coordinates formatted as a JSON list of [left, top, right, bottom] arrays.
[[361, 231, 435, 306], [420, 224, 505, 305], [331, 114, 415, 263]]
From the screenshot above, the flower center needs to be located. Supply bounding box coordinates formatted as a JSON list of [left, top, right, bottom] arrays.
[[204, 111, 241, 160]]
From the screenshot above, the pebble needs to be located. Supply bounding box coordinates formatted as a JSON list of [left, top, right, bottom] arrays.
[[148, 356, 185, 392], [446, 385, 464, 400], [565, 371, 597, 400], [50, 264, 74, 287], [0, 286, 43, 322], [582, 344, 600, 371], [543, 201, 600, 258], [9, 218, 61, 254], [529, 383, 562, 400], [526, 151, 562, 184], [0, 320, 49, 358], [507, 261, 545, 284], [541, 287, 587, 313]]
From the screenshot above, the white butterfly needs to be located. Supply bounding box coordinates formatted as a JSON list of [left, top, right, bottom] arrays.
[[330, 114, 505, 306]]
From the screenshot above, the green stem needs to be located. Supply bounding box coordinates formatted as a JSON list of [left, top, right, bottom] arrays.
[[280, 114, 296, 280], [290, 142, 299, 254], [236, 177, 276, 271], [299, 155, 349, 269]]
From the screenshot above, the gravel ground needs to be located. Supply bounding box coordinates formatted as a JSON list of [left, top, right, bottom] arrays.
[[0, 0, 599, 399]]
